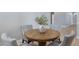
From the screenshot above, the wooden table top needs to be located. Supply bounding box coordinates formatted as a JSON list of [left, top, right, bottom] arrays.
[[24, 29, 60, 42]]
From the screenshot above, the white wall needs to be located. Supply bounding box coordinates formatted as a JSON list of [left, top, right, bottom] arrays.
[[52, 12, 74, 30], [54, 12, 73, 25], [20, 12, 51, 28], [0, 12, 51, 40], [76, 13, 79, 39]]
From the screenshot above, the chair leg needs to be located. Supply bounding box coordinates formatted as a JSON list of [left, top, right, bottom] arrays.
[[22, 39, 25, 43], [58, 38, 61, 43], [28, 40, 31, 44]]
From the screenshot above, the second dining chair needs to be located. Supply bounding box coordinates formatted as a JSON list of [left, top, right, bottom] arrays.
[[59, 31, 75, 46], [48, 24, 76, 46], [1, 33, 17, 46], [47, 33, 75, 46], [20, 25, 33, 43]]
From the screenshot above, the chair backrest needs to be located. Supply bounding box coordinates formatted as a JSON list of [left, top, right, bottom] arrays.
[[21, 25, 32, 32], [0, 33, 17, 46], [61, 24, 76, 35], [20, 25, 33, 37], [1, 33, 8, 40], [59, 24, 76, 46], [60, 33, 75, 46], [21, 25, 32, 31], [1, 33, 16, 41]]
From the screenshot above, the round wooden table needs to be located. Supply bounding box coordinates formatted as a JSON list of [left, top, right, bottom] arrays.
[[24, 29, 60, 46]]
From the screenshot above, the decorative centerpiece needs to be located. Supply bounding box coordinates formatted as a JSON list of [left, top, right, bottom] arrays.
[[35, 15, 48, 33]]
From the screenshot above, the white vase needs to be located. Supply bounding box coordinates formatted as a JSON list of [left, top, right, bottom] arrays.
[[39, 25, 46, 33]]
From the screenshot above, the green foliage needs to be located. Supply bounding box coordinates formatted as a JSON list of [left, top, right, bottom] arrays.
[[35, 15, 48, 25]]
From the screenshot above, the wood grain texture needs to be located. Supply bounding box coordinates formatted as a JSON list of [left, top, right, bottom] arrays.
[[24, 29, 60, 46], [24, 29, 60, 41]]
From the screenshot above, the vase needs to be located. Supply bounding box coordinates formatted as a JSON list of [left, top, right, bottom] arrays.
[[38, 25, 46, 33]]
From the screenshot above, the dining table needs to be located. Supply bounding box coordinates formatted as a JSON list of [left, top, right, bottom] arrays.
[[24, 29, 60, 46]]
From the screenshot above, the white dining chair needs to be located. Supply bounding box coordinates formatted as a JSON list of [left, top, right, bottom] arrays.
[[59, 31, 75, 46], [1, 33, 17, 46], [1, 33, 34, 46], [59, 24, 76, 46], [20, 25, 39, 46], [48, 30, 75, 46], [49, 24, 76, 46], [20, 25, 33, 43]]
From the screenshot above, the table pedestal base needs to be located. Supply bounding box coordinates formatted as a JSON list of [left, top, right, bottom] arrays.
[[39, 42, 46, 46]]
